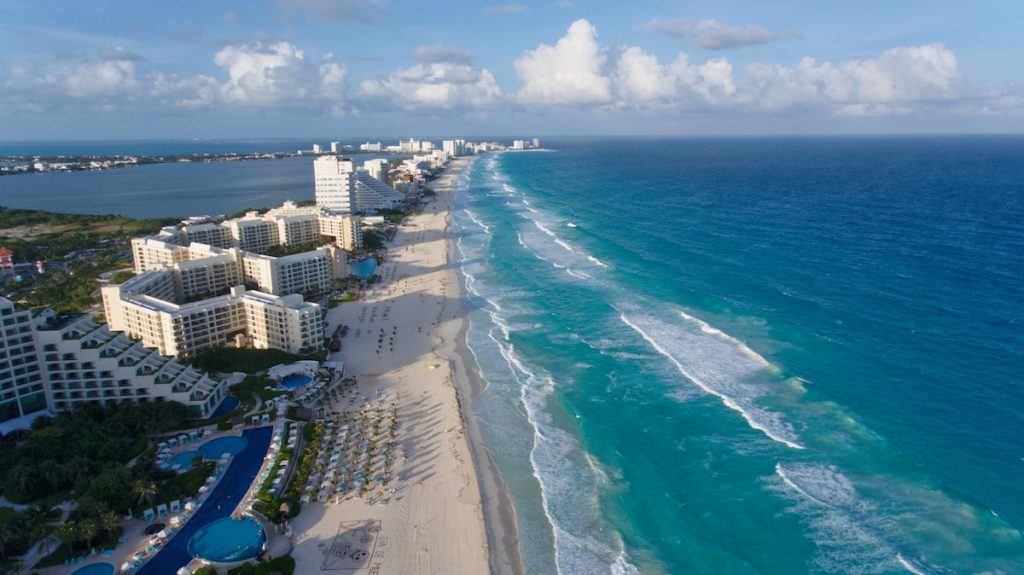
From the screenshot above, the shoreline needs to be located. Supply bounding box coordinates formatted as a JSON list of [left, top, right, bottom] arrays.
[[437, 158, 526, 575], [288, 155, 523, 575]]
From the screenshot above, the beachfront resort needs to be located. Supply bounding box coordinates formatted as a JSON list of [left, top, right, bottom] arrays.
[[1, 137, 536, 575]]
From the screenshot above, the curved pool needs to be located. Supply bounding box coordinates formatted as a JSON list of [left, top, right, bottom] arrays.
[[209, 396, 240, 419], [70, 563, 115, 575], [168, 450, 201, 471], [280, 374, 312, 389], [350, 257, 377, 279], [187, 517, 266, 563], [199, 436, 248, 460]]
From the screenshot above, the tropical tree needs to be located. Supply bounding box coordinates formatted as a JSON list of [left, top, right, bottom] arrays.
[[78, 519, 98, 550], [27, 506, 53, 555], [133, 480, 158, 508], [57, 522, 80, 548]]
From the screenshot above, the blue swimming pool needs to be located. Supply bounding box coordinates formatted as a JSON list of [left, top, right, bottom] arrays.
[[167, 450, 201, 471], [209, 396, 240, 419], [70, 562, 115, 575], [166, 436, 248, 471], [199, 436, 248, 459], [350, 257, 377, 279], [280, 374, 312, 389], [135, 427, 272, 575], [187, 517, 266, 563]]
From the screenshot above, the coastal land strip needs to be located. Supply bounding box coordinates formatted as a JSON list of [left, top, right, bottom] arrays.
[[291, 156, 525, 575]]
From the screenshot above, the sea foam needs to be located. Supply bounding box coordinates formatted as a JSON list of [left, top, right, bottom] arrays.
[[620, 310, 804, 450]]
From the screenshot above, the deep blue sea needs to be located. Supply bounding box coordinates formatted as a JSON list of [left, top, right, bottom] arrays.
[[452, 137, 1024, 574]]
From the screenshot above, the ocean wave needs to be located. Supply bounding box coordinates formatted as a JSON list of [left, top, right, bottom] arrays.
[[463, 209, 491, 234], [516, 232, 593, 280], [619, 310, 804, 450], [773, 462, 941, 575], [459, 230, 641, 574], [490, 329, 641, 574]]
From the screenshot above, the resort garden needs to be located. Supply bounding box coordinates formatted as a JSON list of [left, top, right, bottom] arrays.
[[0, 401, 215, 568]]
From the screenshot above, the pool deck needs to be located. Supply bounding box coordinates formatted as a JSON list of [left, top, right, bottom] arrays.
[[133, 426, 273, 575]]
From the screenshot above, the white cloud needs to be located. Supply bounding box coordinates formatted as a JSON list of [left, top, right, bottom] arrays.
[[60, 59, 141, 99], [671, 54, 737, 102], [411, 45, 475, 64], [613, 46, 677, 104], [213, 41, 347, 107], [1, 40, 348, 115], [150, 74, 221, 110], [0, 22, 1015, 126], [516, 19, 734, 108], [511, 19, 984, 117], [743, 43, 960, 113], [642, 18, 799, 50], [358, 62, 502, 111], [515, 19, 613, 105]]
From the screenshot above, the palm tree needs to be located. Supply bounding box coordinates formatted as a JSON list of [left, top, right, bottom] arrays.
[[28, 506, 53, 556], [132, 480, 158, 509], [99, 511, 120, 539], [57, 522, 80, 550], [79, 519, 98, 551]]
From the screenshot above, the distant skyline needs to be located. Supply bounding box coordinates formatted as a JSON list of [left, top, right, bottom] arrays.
[[2, 0, 1023, 139]]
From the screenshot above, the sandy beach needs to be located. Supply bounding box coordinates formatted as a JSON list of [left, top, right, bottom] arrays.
[[291, 157, 523, 575]]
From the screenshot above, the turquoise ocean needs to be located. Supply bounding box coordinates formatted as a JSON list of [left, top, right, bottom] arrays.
[[451, 138, 1024, 574]]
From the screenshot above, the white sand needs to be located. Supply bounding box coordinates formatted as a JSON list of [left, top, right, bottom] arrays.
[[292, 158, 515, 574]]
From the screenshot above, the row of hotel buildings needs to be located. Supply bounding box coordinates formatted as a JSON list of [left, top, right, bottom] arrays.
[[2, 151, 412, 431], [1, 297, 228, 432], [1, 137, 538, 433]]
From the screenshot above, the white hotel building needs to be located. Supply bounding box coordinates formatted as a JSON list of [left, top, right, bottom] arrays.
[[314, 155, 405, 214], [1, 297, 227, 435], [107, 236, 341, 356]]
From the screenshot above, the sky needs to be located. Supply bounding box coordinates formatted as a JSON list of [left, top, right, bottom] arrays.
[[1, 0, 1023, 140]]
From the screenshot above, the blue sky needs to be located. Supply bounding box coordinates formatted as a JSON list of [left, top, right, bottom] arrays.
[[2, 0, 1022, 139]]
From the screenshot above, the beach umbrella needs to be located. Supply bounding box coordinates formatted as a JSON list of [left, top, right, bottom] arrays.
[[122, 562, 133, 572]]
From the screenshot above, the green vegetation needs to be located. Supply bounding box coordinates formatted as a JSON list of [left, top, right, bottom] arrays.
[[376, 208, 407, 224], [0, 506, 54, 565], [0, 402, 218, 569], [329, 291, 358, 309], [36, 519, 122, 568], [0, 401, 191, 503], [14, 253, 130, 313], [188, 347, 314, 374], [110, 269, 134, 283], [362, 229, 384, 252], [154, 461, 214, 504], [281, 422, 323, 513], [262, 238, 334, 258], [252, 446, 294, 522], [0, 206, 171, 261], [0, 206, 172, 313], [193, 568, 218, 575], [227, 555, 296, 575], [233, 375, 282, 403]]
